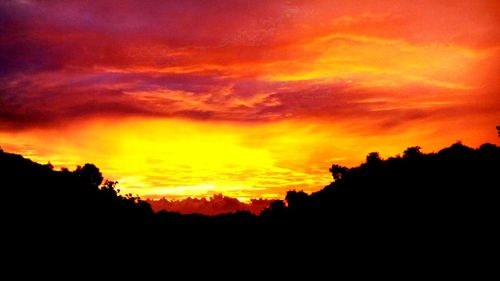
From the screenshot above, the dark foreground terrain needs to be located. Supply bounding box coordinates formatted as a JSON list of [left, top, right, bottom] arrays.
[[2, 142, 498, 259]]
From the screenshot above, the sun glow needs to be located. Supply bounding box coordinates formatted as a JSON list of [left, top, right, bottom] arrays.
[[1, 0, 499, 202], [1, 114, 496, 200]]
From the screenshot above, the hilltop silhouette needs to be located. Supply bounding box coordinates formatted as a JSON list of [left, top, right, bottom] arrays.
[[1, 140, 498, 246], [1, 151, 154, 233]]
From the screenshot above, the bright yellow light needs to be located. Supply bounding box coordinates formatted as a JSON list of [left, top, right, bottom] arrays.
[[1, 113, 496, 200], [0, 118, 335, 199]]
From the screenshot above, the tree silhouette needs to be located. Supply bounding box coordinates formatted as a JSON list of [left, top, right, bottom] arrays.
[[329, 164, 349, 181], [1, 130, 498, 247], [403, 146, 422, 159], [366, 152, 381, 163], [268, 200, 286, 213], [75, 163, 103, 188], [285, 190, 309, 211]]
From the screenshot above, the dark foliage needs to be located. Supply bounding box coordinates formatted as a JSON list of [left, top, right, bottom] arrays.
[[285, 142, 499, 237], [1, 141, 499, 251], [1, 152, 154, 234]]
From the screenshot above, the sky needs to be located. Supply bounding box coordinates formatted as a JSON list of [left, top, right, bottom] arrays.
[[1, 0, 499, 202]]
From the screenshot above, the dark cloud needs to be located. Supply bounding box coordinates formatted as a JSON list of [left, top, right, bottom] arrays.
[[173, 110, 215, 120], [0, 67, 469, 132], [0, 87, 156, 129]]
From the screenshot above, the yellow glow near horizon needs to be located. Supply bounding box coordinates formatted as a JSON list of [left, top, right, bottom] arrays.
[[1, 116, 497, 200], [0, 118, 332, 199]]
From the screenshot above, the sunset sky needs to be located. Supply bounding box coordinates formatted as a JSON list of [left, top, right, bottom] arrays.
[[1, 0, 499, 201]]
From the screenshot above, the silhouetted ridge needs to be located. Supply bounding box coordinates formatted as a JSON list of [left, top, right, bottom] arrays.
[[1, 149, 153, 232], [273, 142, 499, 235], [1, 141, 498, 242]]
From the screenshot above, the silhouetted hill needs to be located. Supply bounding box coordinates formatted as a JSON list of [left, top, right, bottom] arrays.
[[265, 143, 499, 237], [1, 149, 154, 233], [1, 142, 498, 246]]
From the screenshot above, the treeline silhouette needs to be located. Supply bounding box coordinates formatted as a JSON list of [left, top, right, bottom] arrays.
[[1, 152, 154, 233], [1, 140, 498, 243]]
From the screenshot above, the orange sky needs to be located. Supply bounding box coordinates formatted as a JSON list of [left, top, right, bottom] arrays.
[[1, 0, 499, 201]]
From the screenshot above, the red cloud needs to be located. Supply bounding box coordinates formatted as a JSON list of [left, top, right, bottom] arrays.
[[1, 1, 498, 136], [146, 194, 273, 216]]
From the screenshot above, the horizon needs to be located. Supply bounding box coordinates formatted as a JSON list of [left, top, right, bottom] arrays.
[[1, 139, 498, 217], [1, 0, 499, 202]]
